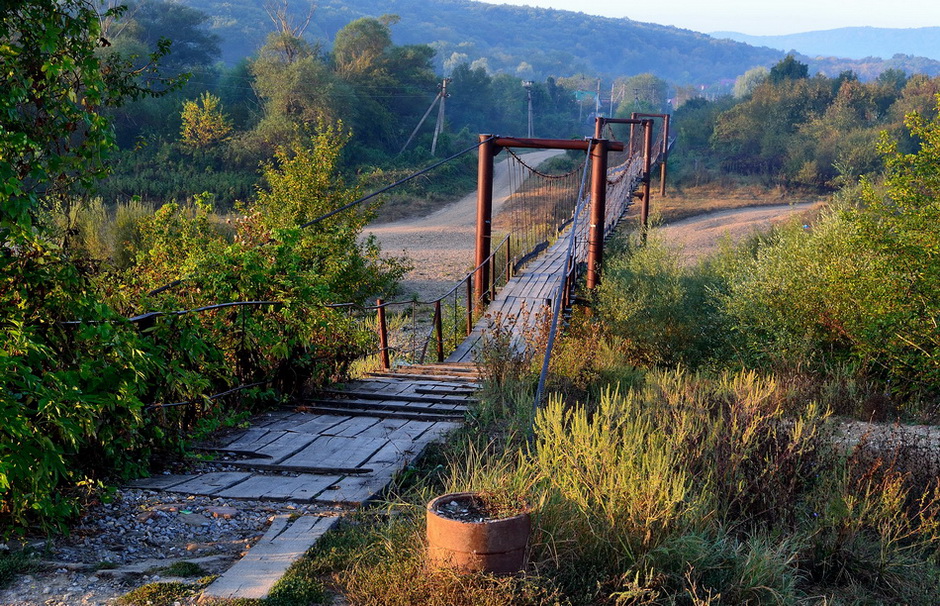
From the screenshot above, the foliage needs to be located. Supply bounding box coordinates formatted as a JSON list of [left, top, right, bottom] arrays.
[[596, 234, 727, 367], [769, 54, 809, 84], [180, 92, 232, 149], [315, 367, 940, 604], [0, 0, 182, 534]]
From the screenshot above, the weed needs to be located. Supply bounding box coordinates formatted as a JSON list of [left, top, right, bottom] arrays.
[[0, 548, 35, 590], [119, 581, 196, 606], [146, 560, 207, 578]]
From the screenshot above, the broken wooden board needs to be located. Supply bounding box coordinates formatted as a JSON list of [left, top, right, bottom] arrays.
[[202, 514, 339, 600], [215, 473, 342, 502]]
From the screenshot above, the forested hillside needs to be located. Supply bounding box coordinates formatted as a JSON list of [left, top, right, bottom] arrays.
[[184, 0, 784, 83]]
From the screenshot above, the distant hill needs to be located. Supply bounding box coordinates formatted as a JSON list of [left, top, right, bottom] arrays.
[[183, 0, 940, 84], [185, 0, 783, 83], [712, 27, 940, 62]]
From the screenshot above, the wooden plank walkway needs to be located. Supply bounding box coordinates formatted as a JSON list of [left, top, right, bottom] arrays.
[[128, 362, 478, 601], [447, 210, 586, 363]]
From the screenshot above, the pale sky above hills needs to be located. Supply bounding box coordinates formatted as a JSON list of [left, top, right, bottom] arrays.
[[489, 0, 940, 36]]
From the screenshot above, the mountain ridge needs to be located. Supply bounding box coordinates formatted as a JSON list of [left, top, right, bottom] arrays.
[[711, 26, 940, 62]]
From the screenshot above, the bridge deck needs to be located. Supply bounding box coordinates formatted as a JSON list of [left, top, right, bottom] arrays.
[[447, 221, 586, 364]]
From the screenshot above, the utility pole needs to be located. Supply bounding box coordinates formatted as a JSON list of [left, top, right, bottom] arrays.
[[523, 81, 534, 138], [400, 85, 442, 155], [430, 78, 450, 156]]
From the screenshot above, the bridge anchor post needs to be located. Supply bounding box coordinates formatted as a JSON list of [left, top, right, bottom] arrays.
[[475, 135, 496, 303], [586, 138, 609, 290]]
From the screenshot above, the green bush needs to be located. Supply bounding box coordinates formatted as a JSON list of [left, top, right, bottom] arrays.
[[596, 234, 728, 368]]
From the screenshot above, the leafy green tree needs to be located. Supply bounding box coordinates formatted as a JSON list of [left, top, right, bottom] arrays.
[[768, 55, 809, 84], [614, 73, 669, 114], [1, 0, 178, 533], [107, 0, 220, 73]]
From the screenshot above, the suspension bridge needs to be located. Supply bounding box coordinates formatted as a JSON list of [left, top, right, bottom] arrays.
[[129, 115, 671, 600]]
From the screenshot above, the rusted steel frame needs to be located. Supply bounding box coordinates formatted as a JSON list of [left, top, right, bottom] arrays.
[[593, 117, 645, 140], [490, 136, 623, 152], [640, 119, 654, 235], [475, 135, 623, 302], [376, 298, 390, 370], [632, 112, 670, 196], [586, 138, 609, 290], [475, 135, 496, 302]]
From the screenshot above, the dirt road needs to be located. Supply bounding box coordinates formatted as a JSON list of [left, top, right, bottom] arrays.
[[365, 149, 565, 301], [655, 201, 824, 265], [367, 161, 825, 300]]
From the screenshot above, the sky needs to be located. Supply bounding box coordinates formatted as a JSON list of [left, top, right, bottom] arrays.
[[487, 0, 940, 36]]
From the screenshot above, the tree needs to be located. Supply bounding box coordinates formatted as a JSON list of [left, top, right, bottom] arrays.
[[113, 0, 220, 73], [332, 15, 398, 79], [1, 0, 177, 533], [1, 0, 178, 234], [769, 55, 809, 84], [733, 66, 768, 99], [180, 92, 233, 149]]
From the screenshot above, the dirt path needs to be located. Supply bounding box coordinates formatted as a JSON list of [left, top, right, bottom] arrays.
[[655, 201, 825, 265], [365, 150, 564, 301]]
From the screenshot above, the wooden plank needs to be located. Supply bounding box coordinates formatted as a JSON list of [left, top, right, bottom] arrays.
[[212, 428, 278, 453], [352, 418, 417, 440], [318, 389, 475, 405], [203, 514, 339, 600], [302, 405, 464, 423], [323, 468, 398, 505], [215, 473, 342, 502], [278, 435, 387, 471], [236, 432, 318, 466], [163, 472, 252, 496], [126, 474, 192, 490], [363, 371, 479, 384], [288, 414, 352, 435], [320, 415, 382, 438], [305, 399, 468, 415]]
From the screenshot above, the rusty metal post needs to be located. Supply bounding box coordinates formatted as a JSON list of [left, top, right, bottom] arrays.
[[640, 119, 654, 236], [586, 138, 608, 290], [376, 298, 390, 370], [594, 117, 604, 139], [434, 300, 444, 363], [465, 277, 474, 336], [660, 114, 670, 197], [475, 135, 495, 303]]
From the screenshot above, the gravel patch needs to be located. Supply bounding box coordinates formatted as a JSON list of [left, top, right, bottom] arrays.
[[0, 487, 350, 606]]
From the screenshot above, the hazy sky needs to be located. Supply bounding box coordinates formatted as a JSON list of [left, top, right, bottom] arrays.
[[487, 0, 940, 36]]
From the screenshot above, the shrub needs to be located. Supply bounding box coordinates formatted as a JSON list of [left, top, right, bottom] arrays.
[[596, 233, 728, 368]]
